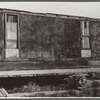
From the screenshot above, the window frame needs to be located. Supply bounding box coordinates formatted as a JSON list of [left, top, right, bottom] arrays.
[[81, 21, 90, 50], [4, 13, 19, 49]]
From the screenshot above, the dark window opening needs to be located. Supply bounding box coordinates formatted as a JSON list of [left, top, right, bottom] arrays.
[[84, 22, 87, 29], [7, 14, 17, 23]]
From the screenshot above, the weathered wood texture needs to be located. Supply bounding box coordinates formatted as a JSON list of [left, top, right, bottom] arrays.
[[19, 14, 81, 59], [90, 21, 100, 59], [0, 13, 4, 59], [64, 19, 81, 58]]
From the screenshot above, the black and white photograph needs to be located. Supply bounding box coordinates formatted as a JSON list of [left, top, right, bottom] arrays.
[[0, 2, 99, 97]]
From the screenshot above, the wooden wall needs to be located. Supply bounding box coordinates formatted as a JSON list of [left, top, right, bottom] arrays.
[[90, 21, 100, 59], [0, 13, 4, 59], [19, 14, 81, 60]]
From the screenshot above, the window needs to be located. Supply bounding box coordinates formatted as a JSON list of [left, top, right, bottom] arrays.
[[82, 37, 90, 48], [81, 21, 90, 49], [81, 21, 91, 57], [6, 22, 17, 40], [7, 14, 17, 23], [84, 22, 87, 28], [82, 21, 89, 36], [6, 14, 18, 49], [6, 41, 17, 49]]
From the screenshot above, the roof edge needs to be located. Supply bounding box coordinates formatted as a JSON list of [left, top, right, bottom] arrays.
[[0, 8, 100, 21]]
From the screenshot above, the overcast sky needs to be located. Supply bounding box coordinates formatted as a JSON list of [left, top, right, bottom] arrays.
[[0, 2, 99, 18]]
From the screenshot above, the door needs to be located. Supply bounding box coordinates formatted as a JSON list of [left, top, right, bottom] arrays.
[[5, 14, 19, 59]]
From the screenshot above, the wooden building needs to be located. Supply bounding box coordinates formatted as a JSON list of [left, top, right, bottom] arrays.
[[0, 8, 99, 70]]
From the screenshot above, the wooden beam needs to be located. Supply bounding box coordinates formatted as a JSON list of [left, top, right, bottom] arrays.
[[0, 68, 99, 77]]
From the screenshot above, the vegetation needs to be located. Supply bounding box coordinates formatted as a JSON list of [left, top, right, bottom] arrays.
[[6, 72, 100, 97]]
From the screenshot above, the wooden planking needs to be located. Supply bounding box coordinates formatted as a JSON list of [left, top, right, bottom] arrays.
[[0, 68, 100, 77]]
